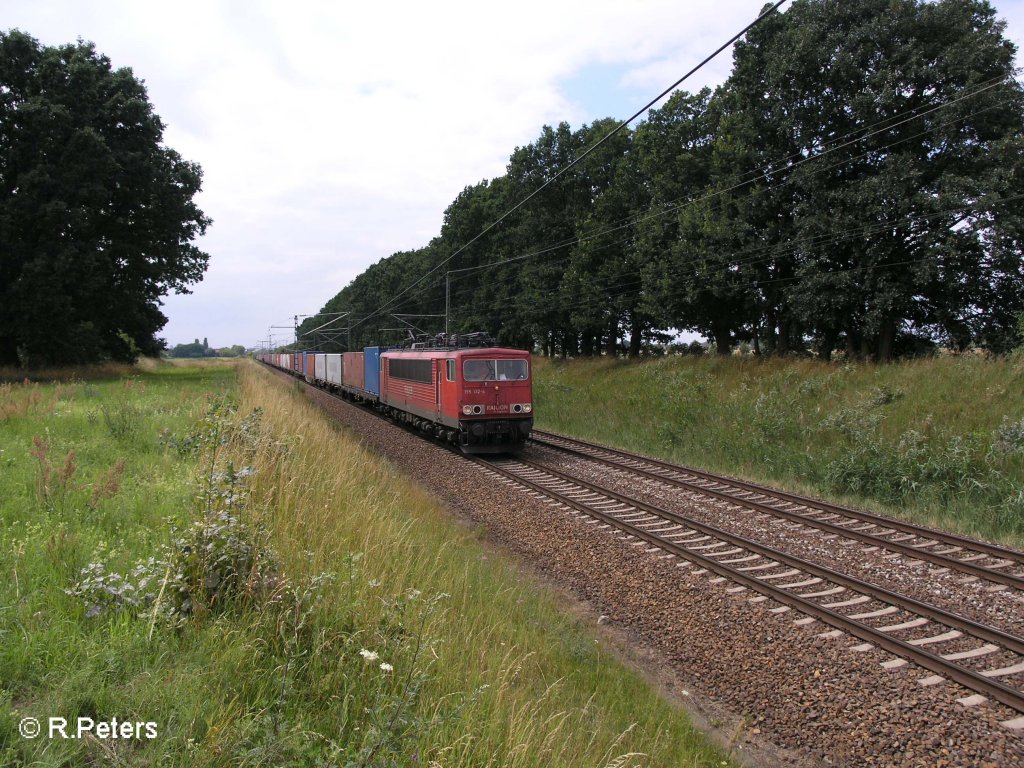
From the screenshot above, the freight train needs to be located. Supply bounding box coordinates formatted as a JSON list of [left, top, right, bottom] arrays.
[[258, 334, 533, 454]]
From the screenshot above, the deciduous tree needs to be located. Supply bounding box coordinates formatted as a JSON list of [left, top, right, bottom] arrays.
[[0, 30, 211, 366]]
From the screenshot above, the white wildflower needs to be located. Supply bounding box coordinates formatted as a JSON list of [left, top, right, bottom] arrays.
[[359, 649, 378, 662], [379, 662, 393, 673]]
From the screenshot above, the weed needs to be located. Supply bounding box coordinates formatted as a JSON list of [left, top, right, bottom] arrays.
[[991, 492, 1024, 536], [46, 524, 84, 580], [825, 429, 990, 504], [29, 435, 78, 514], [820, 400, 883, 441], [67, 463, 278, 620], [870, 384, 904, 406], [160, 396, 273, 461], [658, 423, 684, 451], [65, 560, 154, 618], [752, 393, 787, 442], [163, 502, 279, 617], [101, 400, 142, 440], [345, 590, 450, 768], [89, 459, 126, 510], [0, 382, 56, 421], [158, 425, 202, 456], [54, 382, 77, 401]]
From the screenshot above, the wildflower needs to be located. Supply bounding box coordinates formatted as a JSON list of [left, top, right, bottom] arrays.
[[379, 662, 393, 673], [359, 648, 378, 662]]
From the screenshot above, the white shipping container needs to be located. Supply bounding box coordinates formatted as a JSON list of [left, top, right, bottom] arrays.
[[315, 353, 327, 382], [326, 354, 343, 385]]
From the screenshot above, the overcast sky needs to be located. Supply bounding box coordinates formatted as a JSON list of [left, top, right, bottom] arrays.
[[3, 0, 1024, 349]]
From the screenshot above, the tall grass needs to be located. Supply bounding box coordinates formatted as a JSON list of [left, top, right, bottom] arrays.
[[1, 361, 729, 767], [533, 353, 1024, 546]]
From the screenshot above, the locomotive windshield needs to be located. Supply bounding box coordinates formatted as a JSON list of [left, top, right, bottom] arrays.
[[463, 359, 528, 382]]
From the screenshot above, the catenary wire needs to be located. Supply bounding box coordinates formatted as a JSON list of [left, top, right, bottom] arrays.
[[373, 92, 1022, 320], [312, 79, 1020, 344], [349, 0, 791, 332]]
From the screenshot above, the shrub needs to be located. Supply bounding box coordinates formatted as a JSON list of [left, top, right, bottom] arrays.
[[161, 503, 280, 616], [67, 464, 279, 620], [101, 400, 142, 440], [992, 415, 1024, 456]]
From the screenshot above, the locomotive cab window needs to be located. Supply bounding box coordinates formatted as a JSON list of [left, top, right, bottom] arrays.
[[463, 359, 528, 382], [446, 359, 455, 382], [496, 360, 528, 380]]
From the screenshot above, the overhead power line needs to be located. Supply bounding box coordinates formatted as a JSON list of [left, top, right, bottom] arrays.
[[431, 191, 1024, 329], [352, 0, 790, 331], [376, 83, 1018, 320], [437, 73, 1012, 287]]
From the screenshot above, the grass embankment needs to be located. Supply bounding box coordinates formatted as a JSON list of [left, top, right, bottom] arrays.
[[1, 359, 729, 767], [534, 353, 1024, 547]]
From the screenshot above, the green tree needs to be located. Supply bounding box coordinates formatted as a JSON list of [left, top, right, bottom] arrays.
[[503, 123, 590, 356], [168, 341, 205, 358], [633, 89, 754, 354], [724, 0, 1024, 359], [563, 119, 656, 357], [0, 30, 210, 366], [433, 177, 523, 346]]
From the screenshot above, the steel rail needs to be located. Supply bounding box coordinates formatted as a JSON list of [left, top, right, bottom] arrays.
[[512, 457, 1024, 655], [264, 365, 1023, 585], [530, 430, 1024, 590], [470, 455, 1024, 715]]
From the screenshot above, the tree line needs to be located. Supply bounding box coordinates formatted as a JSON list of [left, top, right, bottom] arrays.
[[302, 0, 1024, 360], [167, 338, 247, 359]]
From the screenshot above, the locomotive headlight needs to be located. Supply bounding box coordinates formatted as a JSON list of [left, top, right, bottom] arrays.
[[462, 405, 473, 415], [522, 403, 532, 413]]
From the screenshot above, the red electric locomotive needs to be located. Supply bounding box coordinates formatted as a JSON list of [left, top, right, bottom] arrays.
[[378, 337, 533, 454]]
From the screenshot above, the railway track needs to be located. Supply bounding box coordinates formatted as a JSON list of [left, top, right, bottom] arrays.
[[266, 372, 1024, 733], [530, 430, 1024, 591], [468, 453, 1024, 727], [271, 365, 1024, 758]]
